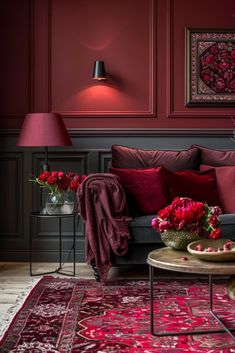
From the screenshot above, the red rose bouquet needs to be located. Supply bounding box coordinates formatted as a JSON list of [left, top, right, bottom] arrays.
[[30, 171, 86, 214], [31, 170, 86, 194], [151, 197, 222, 240]]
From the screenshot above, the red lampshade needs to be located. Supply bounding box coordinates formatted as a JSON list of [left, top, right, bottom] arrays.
[[17, 113, 72, 147]]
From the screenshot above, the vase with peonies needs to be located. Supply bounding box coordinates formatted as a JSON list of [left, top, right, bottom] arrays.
[[151, 197, 222, 250]]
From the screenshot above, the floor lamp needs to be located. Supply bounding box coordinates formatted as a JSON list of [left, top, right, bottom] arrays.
[[17, 113, 72, 171]]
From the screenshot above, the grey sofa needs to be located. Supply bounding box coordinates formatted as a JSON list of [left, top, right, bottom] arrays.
[[83, 144, 235, 277], [111, 214, 235, 265]]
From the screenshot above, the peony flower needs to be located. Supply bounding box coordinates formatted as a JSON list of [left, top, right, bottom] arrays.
[[158, 221, 173, 232], [152, 197, 222, 241]]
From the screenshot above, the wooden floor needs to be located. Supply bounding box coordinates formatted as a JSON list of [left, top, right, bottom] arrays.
[[0, 262, 150, 317], [0, 261, 207, 319]]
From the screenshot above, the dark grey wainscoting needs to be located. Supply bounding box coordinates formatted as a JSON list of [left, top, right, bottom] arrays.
[[0, 128, 234, 262]]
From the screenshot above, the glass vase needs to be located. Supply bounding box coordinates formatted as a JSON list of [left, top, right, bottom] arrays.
[[46, 190, 75, 215]]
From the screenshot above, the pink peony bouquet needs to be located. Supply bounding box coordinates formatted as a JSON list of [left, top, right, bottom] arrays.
[[151, 197, 222, 239]]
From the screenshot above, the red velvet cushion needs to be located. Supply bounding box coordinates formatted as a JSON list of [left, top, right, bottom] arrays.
[[162, 167, 222, 207], [109, 167, 167, 216], [112, 145, 200, 171], [192, 144, 235, 166], [200, 164, 235, 213]]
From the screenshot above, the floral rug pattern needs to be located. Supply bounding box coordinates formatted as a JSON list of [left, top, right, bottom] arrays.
[[0, 277, 235, 352]]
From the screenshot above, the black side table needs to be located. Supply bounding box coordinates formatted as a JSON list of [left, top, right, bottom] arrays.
[[29, 212, 77, 276]]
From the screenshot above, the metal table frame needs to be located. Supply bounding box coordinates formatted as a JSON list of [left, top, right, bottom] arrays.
[[30, 212, 77, 276], [149, 264, 235, 340]]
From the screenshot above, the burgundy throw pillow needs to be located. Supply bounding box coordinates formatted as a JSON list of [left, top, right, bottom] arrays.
[[192, 144, 235, 166], [162, 167, 222, 207], [200, 164, 235, 213], [112, 145, 200, 171], [109, 167, 167, 216]]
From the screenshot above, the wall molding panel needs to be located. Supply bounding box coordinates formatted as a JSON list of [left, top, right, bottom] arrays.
[[47, 0, 156, 118], [166, 0, 235, 119], [0, 153, 23, 240]]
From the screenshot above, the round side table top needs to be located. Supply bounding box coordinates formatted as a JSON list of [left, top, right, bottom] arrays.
[[147, 247, 235, 275]]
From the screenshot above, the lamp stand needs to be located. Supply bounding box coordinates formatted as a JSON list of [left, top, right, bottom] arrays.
[[40, 146, 50, 214], [42, 146, 50, 172]]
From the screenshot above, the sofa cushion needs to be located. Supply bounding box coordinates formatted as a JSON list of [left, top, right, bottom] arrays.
[[162, 167, 222, 207], [129, 215, 159, 243], [200, 164, 235, 213], [192, 144, 235, 166], [109, 167, 167, 216], [112, 145, 200, 171]]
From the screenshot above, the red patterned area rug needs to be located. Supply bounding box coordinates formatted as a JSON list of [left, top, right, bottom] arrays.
[[0, 276, 235, 353]]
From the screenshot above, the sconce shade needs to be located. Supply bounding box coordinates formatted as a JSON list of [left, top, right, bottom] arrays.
[[93, 60, 106, 81], [17, 113, 72, 147]]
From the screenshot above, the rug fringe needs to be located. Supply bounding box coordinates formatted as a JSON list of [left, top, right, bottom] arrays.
[[0, 277, 42, 343]]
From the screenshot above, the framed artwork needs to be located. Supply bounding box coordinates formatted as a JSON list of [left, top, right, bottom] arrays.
[[186, 28, 235, 106]]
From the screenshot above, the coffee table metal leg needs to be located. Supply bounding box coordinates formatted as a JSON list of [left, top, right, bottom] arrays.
[[209, 274, 235, 340], [149, 265, 235, 338]]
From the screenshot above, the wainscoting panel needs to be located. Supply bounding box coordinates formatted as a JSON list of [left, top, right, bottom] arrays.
[[0, 128, 234, 262], [0, 153, 23, 240]]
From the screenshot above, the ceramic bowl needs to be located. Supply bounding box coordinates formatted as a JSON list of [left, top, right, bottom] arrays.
[[187, 239, 235, 262]]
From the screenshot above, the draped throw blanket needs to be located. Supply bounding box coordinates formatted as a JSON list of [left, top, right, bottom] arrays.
[[78, 173, 132, 281]]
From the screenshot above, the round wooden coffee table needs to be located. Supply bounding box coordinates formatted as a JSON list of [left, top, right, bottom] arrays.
[[147, 247, 235, 340]]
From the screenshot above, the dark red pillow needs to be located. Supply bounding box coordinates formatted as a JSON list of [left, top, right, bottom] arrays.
[[112, 145, 200, 171], [109, 167, 167, 216], [192, 144, 235, 166], [162, 167, 222, 207], [200, 164, 235, 213]]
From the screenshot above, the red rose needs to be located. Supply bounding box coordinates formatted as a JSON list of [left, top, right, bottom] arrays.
[[47, 176, 57, 185], [67, 172, 76, 179], [69, 176, 80, 192], [38, 171, 50, 181], [51, 171, 58, 177], [58, 171, 65, 178], [57, 176, 70, 190]]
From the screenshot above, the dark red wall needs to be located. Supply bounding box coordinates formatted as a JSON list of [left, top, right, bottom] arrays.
[[1, 0, 235, 129]]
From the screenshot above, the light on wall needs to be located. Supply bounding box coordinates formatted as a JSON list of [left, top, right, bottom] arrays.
[[17, 113, 72, 171], [92, 60, 106, 81]]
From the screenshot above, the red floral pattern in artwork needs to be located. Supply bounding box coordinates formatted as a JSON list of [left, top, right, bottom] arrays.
[[0, 277, 235, 352], [200, 42, 235, 93]]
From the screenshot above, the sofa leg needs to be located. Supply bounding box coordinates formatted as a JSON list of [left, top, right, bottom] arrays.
[[91, 260, 100, 282]]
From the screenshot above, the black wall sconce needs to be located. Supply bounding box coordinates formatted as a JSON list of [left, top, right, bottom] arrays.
[[93, 60, 106, 81]]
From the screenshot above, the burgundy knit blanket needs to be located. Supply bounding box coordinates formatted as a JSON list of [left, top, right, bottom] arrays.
[[78, 173, 132, 281]]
